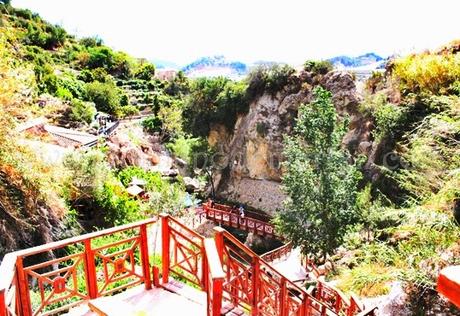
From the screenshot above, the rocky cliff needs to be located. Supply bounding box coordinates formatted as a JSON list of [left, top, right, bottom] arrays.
[[212, 70, 372, 213]]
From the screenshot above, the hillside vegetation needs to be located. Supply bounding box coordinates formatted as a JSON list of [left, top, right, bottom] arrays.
[[1, 2, 460, 314]]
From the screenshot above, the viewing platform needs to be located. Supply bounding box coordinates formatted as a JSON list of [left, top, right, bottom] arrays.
[[0, 202, 377, 316]]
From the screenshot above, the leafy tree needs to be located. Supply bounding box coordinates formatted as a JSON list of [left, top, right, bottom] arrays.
[[135, 62, 156, 80], [85, 81, 121, 114], [184, 77, 249, 137], [275, 87, 361, 258], [69, 99, 96, 124]]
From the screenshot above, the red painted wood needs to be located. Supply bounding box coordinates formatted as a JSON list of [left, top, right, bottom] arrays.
[[15, 257, 31, 316], [0, 289, 6, 316], [251, 257, 260, 316], [212, 278, 223, 316], [140, 224, 152, 290], [438, 266, 460, 308], [84, 239, 98, 299], [161, 214, 170, 284], [152, 266, 160, 287]]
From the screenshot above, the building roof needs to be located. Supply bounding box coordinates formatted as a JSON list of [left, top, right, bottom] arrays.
[[44, 125, 98, 147], [126, 185, 144, 196]]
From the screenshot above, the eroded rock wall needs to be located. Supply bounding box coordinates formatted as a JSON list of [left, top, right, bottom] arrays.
[[213, 70, 371, 214]]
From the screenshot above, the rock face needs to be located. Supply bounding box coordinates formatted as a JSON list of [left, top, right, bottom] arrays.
[[106, 122, 176, 175], [213, 70, 370, 214]]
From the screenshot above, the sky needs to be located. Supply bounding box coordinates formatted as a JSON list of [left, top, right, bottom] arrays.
[[12, 0, 460, 66]]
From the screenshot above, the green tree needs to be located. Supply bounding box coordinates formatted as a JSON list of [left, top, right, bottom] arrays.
[[85, 81, 121, 114], [275, 87, 361, 258], [135, 62, 156, 80]]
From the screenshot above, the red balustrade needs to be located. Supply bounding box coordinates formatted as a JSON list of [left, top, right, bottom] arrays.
[[1, 213, 376, 316], [0, 218, 156, 316], [161, 214, 206, 290], [203, 204, 278, 238], [261, 242, 293, 263]]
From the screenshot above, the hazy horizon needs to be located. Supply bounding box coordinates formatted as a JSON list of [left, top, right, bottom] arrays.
[[12, 0, 460, 66]]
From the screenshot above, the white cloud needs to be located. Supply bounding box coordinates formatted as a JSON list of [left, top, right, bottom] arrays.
[[12, 0, 460, 65]]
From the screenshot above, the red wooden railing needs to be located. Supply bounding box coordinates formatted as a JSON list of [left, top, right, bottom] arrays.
[[0, 218, 156, 316], [203, 203, 278, 238], [161, 214, 206, 290], [1, 212, 376, 316], [261, 242, 293, 263]]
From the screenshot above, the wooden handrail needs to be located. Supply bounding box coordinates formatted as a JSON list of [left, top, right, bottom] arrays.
[[261, 242, 293, 262], [204, 239, 225, 280], [14, 217, 157, 259], [0, 217, 158, 316]]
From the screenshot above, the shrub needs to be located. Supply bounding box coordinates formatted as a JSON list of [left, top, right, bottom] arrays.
[[85, 81, 121, 115], [184, 77, 249, 136], [166, 136, 202, 163], [246, 64, 295, 99], [392, 52, 460, 94], [303, 60, 333, 74], [142, 116, 162, 133], [69, 99, 96, 124], [55, 86, 73, 100], [80, 36, 103, 48], [87, 46, 115, 70], [135, 62, 156, 80], [373, 103, 406, 140], [117, 105, 139, 118], [77, 69, 94, 82]]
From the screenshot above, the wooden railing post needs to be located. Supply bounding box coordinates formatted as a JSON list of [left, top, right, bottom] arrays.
[[140, 223, 152, 290], [251, 257, 260, 316], [0, 289, 6, 316], [161, 214, 170, 284], [212, 277, 224, 316], [16, 257, 31, 316], [204, 239, 225, 316], [279, 278, 287, 316], [84, 239, 98, 299]]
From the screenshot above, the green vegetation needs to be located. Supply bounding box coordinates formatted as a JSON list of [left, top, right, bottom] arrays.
[[303, 60, 333, 74], [184, 77, 249, 137], [246, 64, 296, 99], [275, 87, 362, 258]]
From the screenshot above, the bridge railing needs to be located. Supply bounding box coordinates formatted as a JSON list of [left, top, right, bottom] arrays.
[[203, 204, 278, 238], [0, 218, 156, 316], [260, 242, 293, 263]]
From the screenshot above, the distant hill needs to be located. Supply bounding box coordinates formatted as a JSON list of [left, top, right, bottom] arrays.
[[327, 53, 384, 68], [182, 56, 248, 79]]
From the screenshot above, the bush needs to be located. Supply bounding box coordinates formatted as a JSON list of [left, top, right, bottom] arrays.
[[246, 64, 296, 99], [184, 77, 249, 136], [142, 116, 162, 133], [86, 46, 115, 70], [117, 105, 139, 118], [85, 81, 122, 115], [135, 62, 156, 81], [373, 103, 406, 141], [392, 52, 460, 94], [69, 99, 96, 124], [303, 60, 333, 74], [80, 36, 102, 48], [166, 136, 202, 163]]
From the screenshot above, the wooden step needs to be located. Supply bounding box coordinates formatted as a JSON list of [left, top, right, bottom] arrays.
[[88, 296, 146, 316]]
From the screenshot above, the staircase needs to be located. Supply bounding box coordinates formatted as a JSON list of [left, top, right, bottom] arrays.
[[0, 209, 377, 316]]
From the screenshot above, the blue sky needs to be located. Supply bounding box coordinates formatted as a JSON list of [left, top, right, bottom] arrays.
[[12, 0, 460, 65]]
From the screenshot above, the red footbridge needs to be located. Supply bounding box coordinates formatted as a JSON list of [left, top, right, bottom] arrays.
[[0, 201, 378, 316]]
